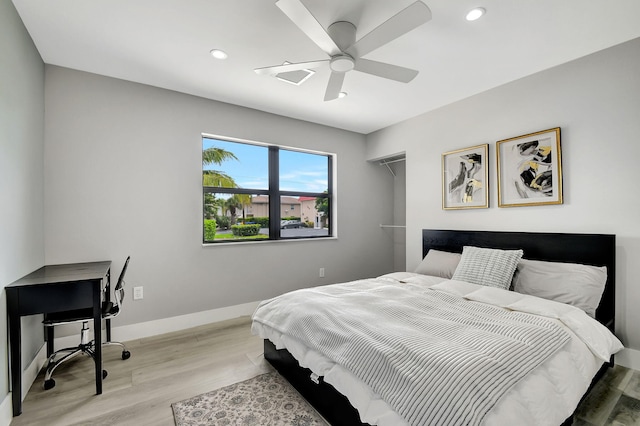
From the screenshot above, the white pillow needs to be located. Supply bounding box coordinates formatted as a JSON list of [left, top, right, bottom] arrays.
[[414, 250, 461, 279], [512, 259, 607, 318], [452, 246, 523, 290]]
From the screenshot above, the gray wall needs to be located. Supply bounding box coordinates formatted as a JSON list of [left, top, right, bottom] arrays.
[[394, 162, 406, 272], [389, 161, 406, 272], [0, 0, 45, 402], [43, 66, 395, 327], [366, 38, 640, 353]]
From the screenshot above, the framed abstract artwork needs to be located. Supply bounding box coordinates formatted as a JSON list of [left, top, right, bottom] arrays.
[[442, 144, 489, 210], [496, 127, 563, 207]]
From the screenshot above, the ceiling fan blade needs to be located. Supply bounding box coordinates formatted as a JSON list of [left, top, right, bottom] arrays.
[[346, 1, 432, 58], [324, 71, 345, 101], [276, 0, 341, 56], [354, 58, 418, 83], [254, 60, 329, 75]]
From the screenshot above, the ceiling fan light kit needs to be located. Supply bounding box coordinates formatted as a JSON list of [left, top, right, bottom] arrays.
[[255, 0, 432, 101], [330, 55, 355, 73]]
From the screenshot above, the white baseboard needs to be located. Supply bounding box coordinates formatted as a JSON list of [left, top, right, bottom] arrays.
[[54, 300, 260, 354], [1, 344, 47, 423], [111, 300, 260, 342], [6, 301, 260, 422], [615, 347, 640, 370], [22, 346, 48, 401], [0, 393, 12, 426]]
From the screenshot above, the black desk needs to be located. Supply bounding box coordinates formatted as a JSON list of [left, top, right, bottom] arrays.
[[5, 261, 111, 416]]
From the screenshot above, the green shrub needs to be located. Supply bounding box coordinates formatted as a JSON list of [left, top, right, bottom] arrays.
[[250, 216, 270, 228], [204, 219, 217, 241], [215, 215, 230, 229], [231, 224, 261, 237]]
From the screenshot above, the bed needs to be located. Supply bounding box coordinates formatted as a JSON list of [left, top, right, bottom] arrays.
[[251, 229, 622, 426]]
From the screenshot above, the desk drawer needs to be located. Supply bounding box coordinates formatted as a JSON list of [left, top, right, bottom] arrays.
[[17, 281, 98, 316]]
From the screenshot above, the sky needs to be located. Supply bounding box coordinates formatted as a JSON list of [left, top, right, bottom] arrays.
[[203, 137, 328, 193]]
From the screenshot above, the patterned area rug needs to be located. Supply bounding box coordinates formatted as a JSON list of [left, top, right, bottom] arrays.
[[172, 372, 329, 425]]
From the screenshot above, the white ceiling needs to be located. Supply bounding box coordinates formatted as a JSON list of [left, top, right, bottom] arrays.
[[12, 0, 640, 134]]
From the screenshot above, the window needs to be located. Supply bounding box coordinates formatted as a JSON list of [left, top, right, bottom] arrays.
[[202, 135, 333, 243]]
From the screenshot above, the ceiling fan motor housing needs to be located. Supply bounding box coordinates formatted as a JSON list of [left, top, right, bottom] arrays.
[[327, 21, 356, 73], [328, 21, 356, 51]]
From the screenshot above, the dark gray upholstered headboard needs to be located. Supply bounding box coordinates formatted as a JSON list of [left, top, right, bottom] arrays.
[[422, 229, 616, 332]]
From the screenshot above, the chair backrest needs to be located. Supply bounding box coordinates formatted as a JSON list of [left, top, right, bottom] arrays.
[[113, 256, 130, 313]]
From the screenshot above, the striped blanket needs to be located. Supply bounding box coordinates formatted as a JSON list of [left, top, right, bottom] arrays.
[[252, 278, 571, 426]]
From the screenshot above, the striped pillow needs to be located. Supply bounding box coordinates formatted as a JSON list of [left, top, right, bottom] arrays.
[[452, 246, 523, 290]]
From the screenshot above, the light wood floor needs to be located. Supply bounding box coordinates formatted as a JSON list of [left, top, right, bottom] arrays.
[[11, 316, 271, 426], [10, 316, 640, 426]]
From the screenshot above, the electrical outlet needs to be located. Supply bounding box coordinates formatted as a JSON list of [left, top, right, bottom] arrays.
[[133, 286, 143, 300], [319, 268, 325, 278]]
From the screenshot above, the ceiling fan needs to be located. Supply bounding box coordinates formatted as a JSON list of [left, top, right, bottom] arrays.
[[255, 0, 432, 101]]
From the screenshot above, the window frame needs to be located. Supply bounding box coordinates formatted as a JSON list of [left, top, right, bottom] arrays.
[[202, 135, 334, 244]]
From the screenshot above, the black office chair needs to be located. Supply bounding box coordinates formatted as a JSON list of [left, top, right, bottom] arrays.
[[42, 256, 132, 390]]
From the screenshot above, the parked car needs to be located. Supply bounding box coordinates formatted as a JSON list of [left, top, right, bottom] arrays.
[[280, 220, 305, 229]]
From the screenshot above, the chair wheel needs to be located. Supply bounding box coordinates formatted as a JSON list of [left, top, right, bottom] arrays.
[[44, 379, 55, 390], [102, 370, 108, 379], [122, 350, 131, 360]]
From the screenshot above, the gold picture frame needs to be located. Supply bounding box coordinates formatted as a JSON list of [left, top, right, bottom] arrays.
[[496, 127, 563, 207], [442, 144, 489, 210]]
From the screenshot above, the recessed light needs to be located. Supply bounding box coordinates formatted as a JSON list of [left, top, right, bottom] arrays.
[[466, 7, 486, 21], [338, 92, 347, 99], [210, 49, 228, 60]]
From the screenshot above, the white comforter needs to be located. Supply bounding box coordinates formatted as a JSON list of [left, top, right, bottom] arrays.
[[252, 273, 623, 426]]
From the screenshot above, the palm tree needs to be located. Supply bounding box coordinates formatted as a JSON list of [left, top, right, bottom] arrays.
[[203, 147, 237, 165], [202, 147, 238, 188], [203, 146, 240, 226], [224, 194, 251, 225]]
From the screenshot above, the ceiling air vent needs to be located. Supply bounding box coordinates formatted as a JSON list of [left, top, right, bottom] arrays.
[[276, 62, 315, 85]]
